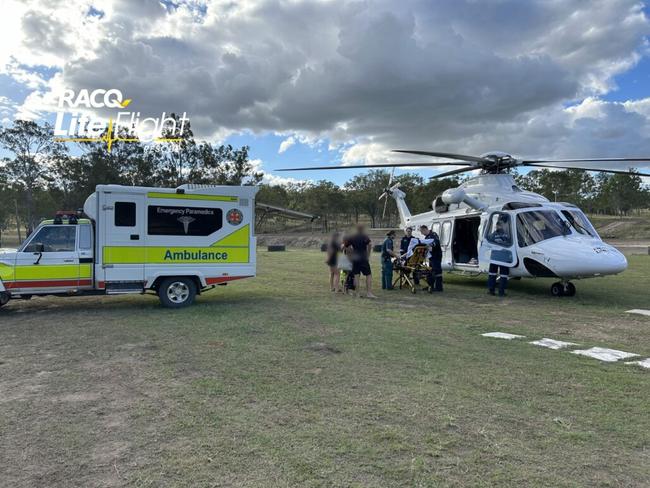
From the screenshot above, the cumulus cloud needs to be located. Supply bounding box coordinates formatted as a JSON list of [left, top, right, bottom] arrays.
[[278, 136, 295, 154], [2, 0, 650, 171], [249, 158, 307, 186]]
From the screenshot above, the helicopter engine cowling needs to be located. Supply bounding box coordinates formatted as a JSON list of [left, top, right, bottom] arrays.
[[441, 188, 487, 211]]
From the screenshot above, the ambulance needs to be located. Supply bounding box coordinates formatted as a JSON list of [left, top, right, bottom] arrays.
[[0, 184, 258, 308]]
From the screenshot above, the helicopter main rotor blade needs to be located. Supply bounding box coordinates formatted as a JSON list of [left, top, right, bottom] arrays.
[[277, 161, 473, 171], [522, 163, 650, 177], [392, 150, 488, 164], [431, 166, 480, 179], [522, 157, 650, 164]]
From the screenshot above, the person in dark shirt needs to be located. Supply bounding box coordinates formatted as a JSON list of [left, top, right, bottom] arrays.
[[344, 224, 376, 298], [325, 231, 342, 292], [400, 227, 413, 256], [381, 230, 399, 290], [419, 224, 443, 293]]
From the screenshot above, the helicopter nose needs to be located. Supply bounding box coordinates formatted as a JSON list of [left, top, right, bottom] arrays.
[[562, 243, 627, 277]]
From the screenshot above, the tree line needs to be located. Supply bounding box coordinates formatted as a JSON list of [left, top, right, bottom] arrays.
[[1, 119, 649, 241]]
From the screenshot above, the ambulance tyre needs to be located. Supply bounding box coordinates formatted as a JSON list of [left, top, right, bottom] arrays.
[[158, 277, 197, 308], [0, 292, 9, 308]]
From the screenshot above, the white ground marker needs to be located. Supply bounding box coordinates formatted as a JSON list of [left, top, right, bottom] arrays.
[[481, 332, 525, 340], [625, 358, 650, 369], [571, 347, 639, 363], [625, 309, 650, 317], [529, 338, 578, 350]]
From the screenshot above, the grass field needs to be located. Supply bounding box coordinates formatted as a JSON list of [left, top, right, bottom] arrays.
[[1, 250, 649, 487]]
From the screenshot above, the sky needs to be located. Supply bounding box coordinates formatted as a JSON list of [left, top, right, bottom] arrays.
[[1, 0, 650, 186]]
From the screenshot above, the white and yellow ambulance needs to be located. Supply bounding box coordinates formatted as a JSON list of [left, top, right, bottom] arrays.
[[0, 184, 258, 308]]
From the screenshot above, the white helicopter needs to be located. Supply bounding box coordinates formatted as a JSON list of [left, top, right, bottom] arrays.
[[280, 150, 650, 296]]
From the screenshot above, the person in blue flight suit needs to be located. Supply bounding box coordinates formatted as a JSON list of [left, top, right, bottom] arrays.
[[419, 224, 443, 293], [487, 217, 511, 297], [381, 230, 399, 290], [400, 227, 413, 255]]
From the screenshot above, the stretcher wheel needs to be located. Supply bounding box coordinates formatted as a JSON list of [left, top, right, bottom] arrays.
[[410, 286, 417, 294]]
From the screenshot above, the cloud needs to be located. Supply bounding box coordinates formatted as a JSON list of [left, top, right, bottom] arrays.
[[2, 0, 650, 171], [249, 158, 307, 186], [278, 136, 295, 154]]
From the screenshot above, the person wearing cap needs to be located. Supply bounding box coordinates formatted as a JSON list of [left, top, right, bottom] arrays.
[[380, 230, 399, 290]]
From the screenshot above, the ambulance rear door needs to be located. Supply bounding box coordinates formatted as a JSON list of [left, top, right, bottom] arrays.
[[100, 192, 146, 286]]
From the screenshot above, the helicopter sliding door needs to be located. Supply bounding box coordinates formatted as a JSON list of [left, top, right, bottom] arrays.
[[479, 212, 517, 268]]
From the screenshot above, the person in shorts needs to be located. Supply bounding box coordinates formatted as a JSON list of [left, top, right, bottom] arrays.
[[344, 224, 376, 298], [325, 231, 342, 292]]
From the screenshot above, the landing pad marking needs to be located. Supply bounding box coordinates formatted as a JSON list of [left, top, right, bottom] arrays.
[[625, 309, 650, 317], [571, 347, 639, 363], [481, 332, 525, 340], [529, 338, 578, 350]]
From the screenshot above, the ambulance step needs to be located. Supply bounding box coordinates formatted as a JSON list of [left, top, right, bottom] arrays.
[[105, 281, 145, 294]]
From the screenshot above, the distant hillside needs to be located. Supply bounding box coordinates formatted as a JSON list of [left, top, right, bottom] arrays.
[[590, 214, 650, 240]]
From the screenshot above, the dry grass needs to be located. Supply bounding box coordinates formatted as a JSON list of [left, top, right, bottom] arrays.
[[1, 251, 649, 487]]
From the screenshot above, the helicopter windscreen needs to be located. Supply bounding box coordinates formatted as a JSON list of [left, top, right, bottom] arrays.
[[561, 209, 598, 238], [516, 210, 568, 247]]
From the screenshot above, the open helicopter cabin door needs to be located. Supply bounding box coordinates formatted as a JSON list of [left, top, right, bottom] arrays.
[[479, 212, 517, 269]]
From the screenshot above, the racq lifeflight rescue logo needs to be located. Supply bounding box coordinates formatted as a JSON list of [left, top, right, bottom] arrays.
[[54, 88, 189, 151]]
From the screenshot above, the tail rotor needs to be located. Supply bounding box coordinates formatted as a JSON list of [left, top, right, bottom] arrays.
[[379, 167, 399, 222]]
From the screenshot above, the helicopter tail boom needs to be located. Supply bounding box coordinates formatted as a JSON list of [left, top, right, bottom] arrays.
[[388, 185, 412, 229]]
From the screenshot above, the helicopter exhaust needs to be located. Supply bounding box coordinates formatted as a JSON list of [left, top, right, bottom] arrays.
[[442, 188, 488, 211]]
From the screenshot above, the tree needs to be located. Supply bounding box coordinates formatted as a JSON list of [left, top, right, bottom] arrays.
[[300, 180, 344, 231], [595, 172, 648, 215], [344, 170, 393, 228], [518, 169, 595, 206], [0, 171, 11, 246], [0, 120, 65, 231], [157, 113, 199, 187], [197, 144, 263, 186]]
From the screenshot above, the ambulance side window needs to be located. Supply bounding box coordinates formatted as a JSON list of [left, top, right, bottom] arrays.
[[147, 205, 224, 236], [24, 226, 77, 253], [79, 225, 92, 250], [115, 202, 136, 227], [432, 222, 441, 236]]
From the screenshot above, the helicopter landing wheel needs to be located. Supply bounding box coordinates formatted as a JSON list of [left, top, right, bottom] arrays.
[[550, 282, 565, 297], [564, 282, 576, 297]]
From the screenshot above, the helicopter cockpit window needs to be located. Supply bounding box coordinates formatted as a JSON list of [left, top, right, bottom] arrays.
[[486, 213, 512, 247], [516, 210, 567, 247], [561, 210, 597, 238]]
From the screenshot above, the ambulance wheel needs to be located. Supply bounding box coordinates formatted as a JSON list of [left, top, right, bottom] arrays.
[[564, 282, 576, 297], [0, 292, 9, 308], [550, 282, 564, 297], [158, 278, 196, 308]]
